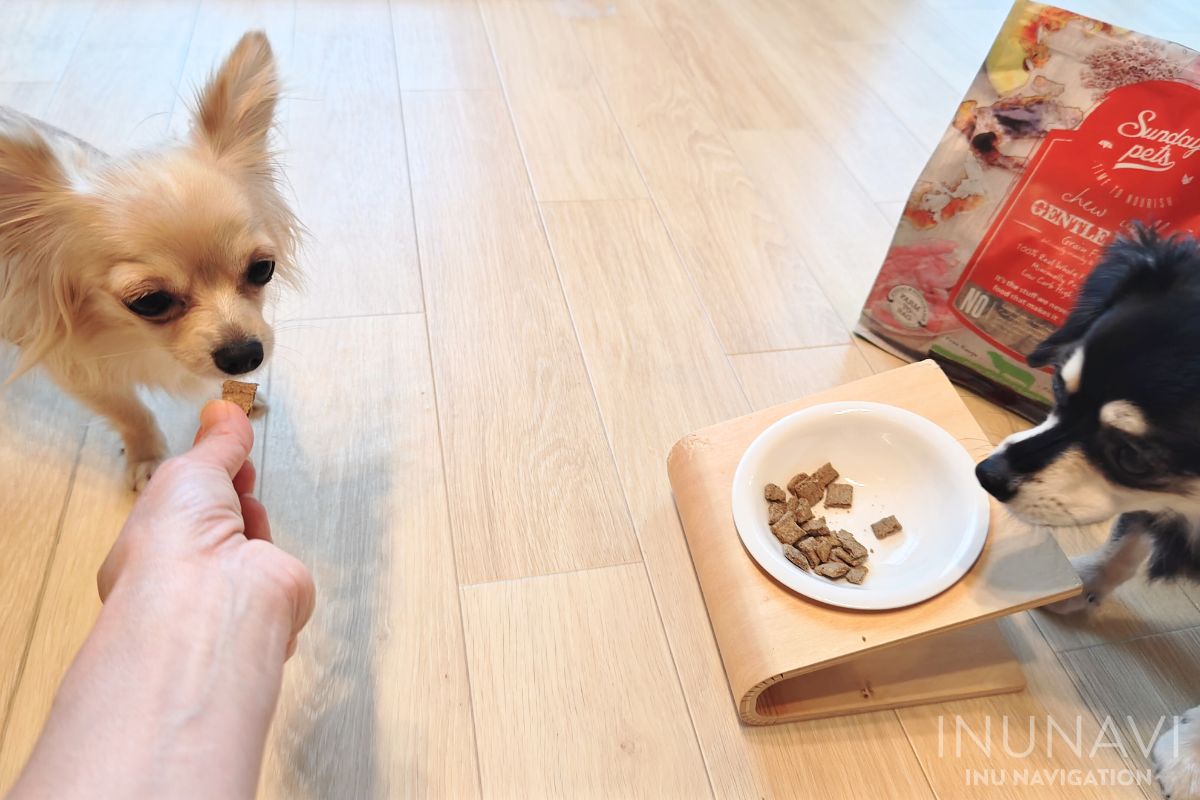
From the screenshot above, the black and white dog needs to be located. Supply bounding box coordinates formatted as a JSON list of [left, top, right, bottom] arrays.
[[975, 224, 1200, 798]]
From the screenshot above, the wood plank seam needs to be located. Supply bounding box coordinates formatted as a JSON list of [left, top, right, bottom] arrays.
[[0, 429, 87, 749], [471, 17, 717, 784], [572, 5, 851, 357], [32, 3, 98, 92], [388, 8, 484, 785], [892, 709, 940, 799]]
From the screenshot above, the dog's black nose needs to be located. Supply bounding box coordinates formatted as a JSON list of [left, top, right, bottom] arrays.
[[212, 340, 264, 375], [975, 455, 1016, 502]]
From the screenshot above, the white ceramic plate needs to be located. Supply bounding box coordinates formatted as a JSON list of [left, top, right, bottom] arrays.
[[731, 401, 989, 611]]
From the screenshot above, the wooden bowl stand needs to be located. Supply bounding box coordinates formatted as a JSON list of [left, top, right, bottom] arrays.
[[666, 360, 1081, 725]]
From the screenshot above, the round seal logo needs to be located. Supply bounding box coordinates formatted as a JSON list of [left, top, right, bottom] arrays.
[[887, 286, 929, 329]]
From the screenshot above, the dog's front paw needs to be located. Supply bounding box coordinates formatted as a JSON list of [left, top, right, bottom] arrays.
[[120, 424, 167, 492], [125, 457, 164, 491], [1044, 553, 1108, 615], [1044, 591, 1099, 615], [1154, 710, 1200, 799]]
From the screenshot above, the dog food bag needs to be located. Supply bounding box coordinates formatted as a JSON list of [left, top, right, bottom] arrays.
[[856, 1, 1200, 419]]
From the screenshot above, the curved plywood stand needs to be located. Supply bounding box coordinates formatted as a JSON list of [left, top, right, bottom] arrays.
[[667, 360, 1081, 725]]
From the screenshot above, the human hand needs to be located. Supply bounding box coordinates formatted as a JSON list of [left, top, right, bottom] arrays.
[[97, 400, 315, 657]]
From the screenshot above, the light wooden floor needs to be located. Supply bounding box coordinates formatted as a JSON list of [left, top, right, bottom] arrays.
[[2, 1, 1199, 797]]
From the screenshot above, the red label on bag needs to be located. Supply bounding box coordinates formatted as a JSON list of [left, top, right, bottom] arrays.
[[951, 80, 1200, 361]]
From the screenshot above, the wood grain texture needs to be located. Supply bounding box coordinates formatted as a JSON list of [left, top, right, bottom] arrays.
[[277, 0, 422, 321], [717, 0, 932, 204], [0, 393, 262, 794], [404, 91, 636, 583], [728, 128, 898, 328], [730, 345, 875, 411], [39, 0, 199, 153], [637, 0, 807, 130], [752, 622, 1026, 723], [257, 315, 479, 800], [542, 199, 933, 798], [0, 356, 87, 766], [390, 0, 498, 91], [570, 0, 846, 354], [480, 0, 647, 202], [0, 1, 95, 83], [462, 564, 711, 799], [1063, 629, 1200, 781], [831, 38, 961, 151]]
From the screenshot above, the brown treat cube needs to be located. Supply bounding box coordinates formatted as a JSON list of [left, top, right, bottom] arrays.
[[782, 544, 811, 572], [787, 497, 814, 524], [814, 535, 837, 563], [797, 538, 822, 568], [871, 515, 903, 539], [795, 479, 824, 506], [824, 483, 853, 508], [830, 547, 854, 566], [813, 462, 839, 487], [786, 472, 810, 497], [770, 512, 804, 546], [815, 561, 850, 579], [764, 483, 787, 503], [221, 380, 258, 416], [833, 530, 869, 565], [801, 517, 830, 539], [846, 565, 868, 585], [767, 502, 786, 525]]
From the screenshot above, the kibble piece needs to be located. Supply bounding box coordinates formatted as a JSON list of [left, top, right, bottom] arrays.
[[782, 544, 811, 572], [833, 530, 869, 565], [221, 380, 258, 416], [797, 538, 822, 567], [770, 512, 805, 546], [787, 497, 814, 524], [767, 502, 787, 525], [871, 515, 903, 539], [830, 546, 854, 566], [764, 483, 787, 503], [824, 483, 853, 508], [846, 565, 868, 585], [815, 561, 850, 579], [814, 535, 837, 564], [787, 472, 810, 496], [801, 516, 830, 539], [795, 479, 824, 506], [813, 462, 840, 487]]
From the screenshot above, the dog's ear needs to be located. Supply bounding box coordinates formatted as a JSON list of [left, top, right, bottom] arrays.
[[0, 126, 65, 224], [1028, 224, 1185, 367], [191, 31, 278, 167], [0, 128, 81, 378]]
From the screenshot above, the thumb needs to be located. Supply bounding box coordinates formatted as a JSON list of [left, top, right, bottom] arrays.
[[189, 400, 254, 478]]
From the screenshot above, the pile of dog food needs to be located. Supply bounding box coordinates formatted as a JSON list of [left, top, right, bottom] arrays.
[[763, 462, 902, 585]]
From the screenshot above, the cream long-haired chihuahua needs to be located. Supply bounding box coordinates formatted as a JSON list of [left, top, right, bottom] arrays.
[[0, 32, 299, 489]]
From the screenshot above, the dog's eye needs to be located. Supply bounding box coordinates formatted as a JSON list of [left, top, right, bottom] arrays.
[[1116, 443, 1151, 476], [247, 259, 275, 285], [125, 291, 174, 319]]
